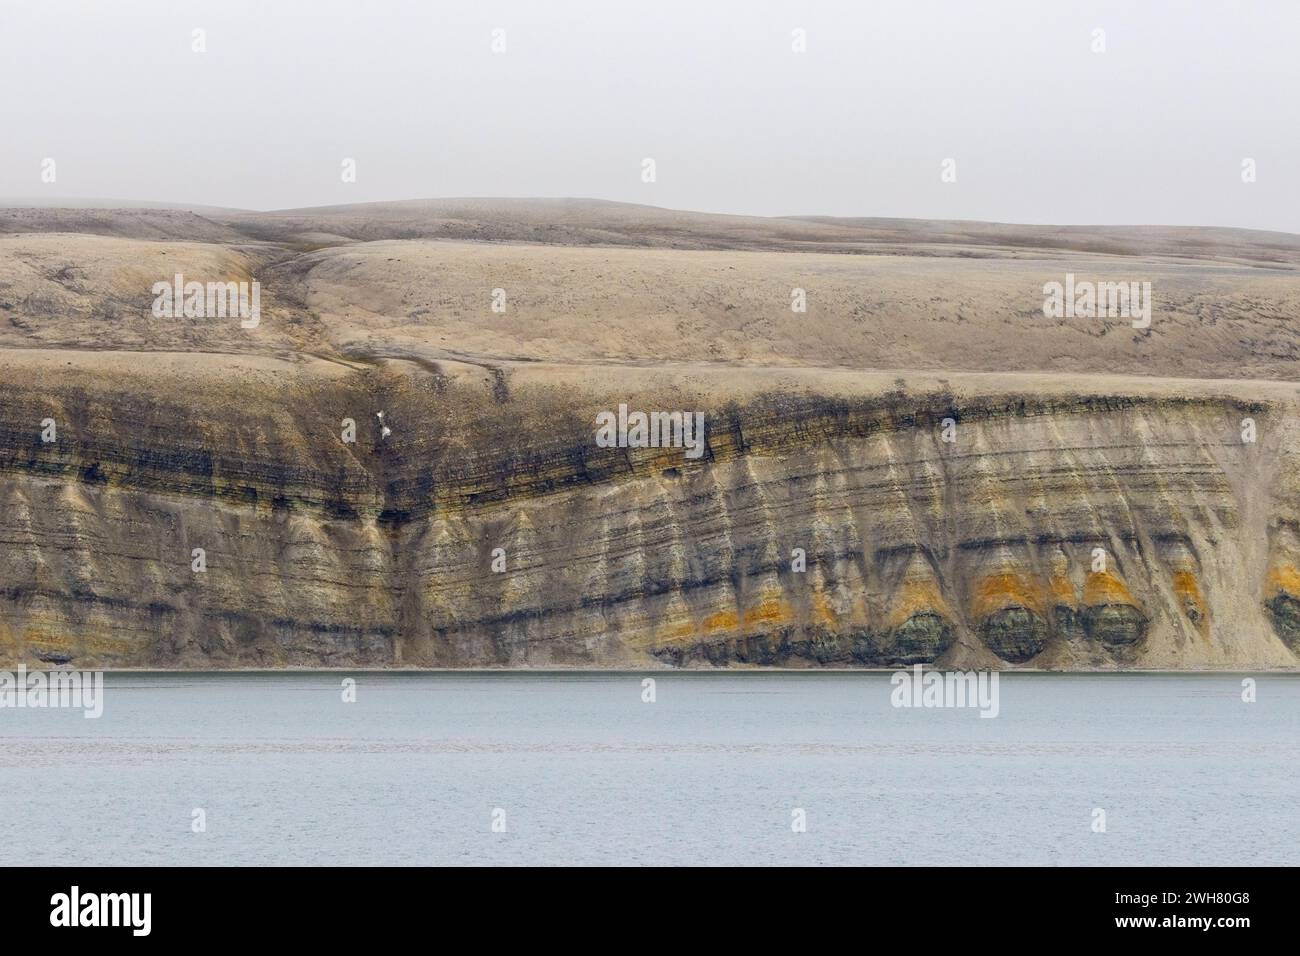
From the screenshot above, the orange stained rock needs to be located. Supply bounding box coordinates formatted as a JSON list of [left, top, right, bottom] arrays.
[[1265, 562, 1300, 599], [1083, 569, 1139, 608], [971, 570, 1047, 619], [883, 576, 951, 630], [1171, 570, 1204, 603], [741, 598, 791, 629], [1048, 567, 1077, 605], [666, 597, 793, 643], [703, 605, 737, 629], [1170, 569, 1209, 635], [664, 607, 737, 644], [812, 591, 839, 628]]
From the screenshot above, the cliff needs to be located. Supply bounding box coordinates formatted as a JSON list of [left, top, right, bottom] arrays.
[[0, 200, 1297, 668]]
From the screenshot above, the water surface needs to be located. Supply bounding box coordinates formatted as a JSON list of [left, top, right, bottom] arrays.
[[1, 673, 1295, 865]]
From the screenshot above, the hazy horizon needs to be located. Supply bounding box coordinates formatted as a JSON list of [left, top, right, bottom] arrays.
[[2, 0, 1297, 231]]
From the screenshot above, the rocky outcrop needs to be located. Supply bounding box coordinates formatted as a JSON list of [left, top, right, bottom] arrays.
[[0, 355, 1296, 670]]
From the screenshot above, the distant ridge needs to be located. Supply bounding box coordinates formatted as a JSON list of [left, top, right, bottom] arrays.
[[212, 198, 1300, 265], [3, 198, 1297, 264]]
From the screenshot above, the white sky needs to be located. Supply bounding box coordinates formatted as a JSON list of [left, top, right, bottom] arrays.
[[1, 0, 1296, 231]]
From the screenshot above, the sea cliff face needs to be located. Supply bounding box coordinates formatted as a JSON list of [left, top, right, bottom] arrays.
[[2, 201, 1298, 670], [1, 356, 1296, 669]]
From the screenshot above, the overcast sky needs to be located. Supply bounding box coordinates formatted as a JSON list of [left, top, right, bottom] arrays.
[[1, 0, 1296, 231]]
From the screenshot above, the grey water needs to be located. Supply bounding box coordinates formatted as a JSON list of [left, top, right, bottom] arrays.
[[1, 672, 1296, 866]]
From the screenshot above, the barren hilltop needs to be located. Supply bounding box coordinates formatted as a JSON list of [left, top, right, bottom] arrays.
[[1, 199, 1297, 669]]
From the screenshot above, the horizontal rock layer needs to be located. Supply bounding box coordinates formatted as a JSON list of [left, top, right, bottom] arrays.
[[1, 364, 1296, 669]]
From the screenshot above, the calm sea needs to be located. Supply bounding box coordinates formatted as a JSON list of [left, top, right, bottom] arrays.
[[1, 672, 1295, 866]]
